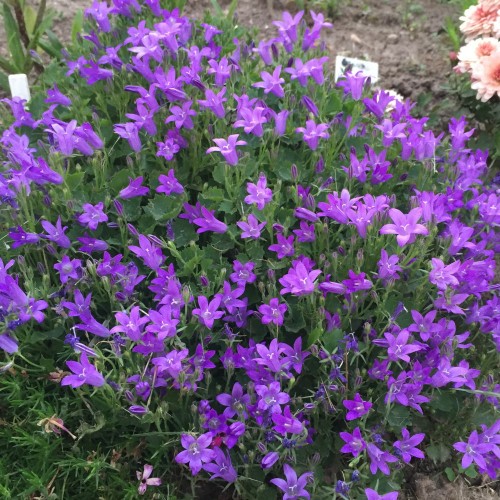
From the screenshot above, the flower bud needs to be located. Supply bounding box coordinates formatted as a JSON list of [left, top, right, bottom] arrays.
[[128, 405, 148, 415], [261, 451, 279, 469], [124, 390, 135, 402], [291, 163, 298, 180], [200, 275, 209, 287], [113, 200, 124, 217]]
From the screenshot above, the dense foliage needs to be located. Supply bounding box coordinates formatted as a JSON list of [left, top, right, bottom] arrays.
[[0, 1, 499, 498]]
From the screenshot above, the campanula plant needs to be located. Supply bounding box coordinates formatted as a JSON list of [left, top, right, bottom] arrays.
[[0, 1, 499, 498]]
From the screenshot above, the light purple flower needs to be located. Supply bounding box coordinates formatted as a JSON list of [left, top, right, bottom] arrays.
[[269, 234, 295, 259], [379, 208, 428, 247], [237, 214, 266, 239], [253, 65, 285, 98], [156, 170, 184, 195], [54, 256, 82, 284], [77, 202, 108, 231], [453, 430, 494, 470], [279, 261, 321, 296], [207, 134, 247, 166], [192, 295, 224, 329], [61, 352, 105, 388], [365, 489, 399, 500], [175, 433, 215, 475], [295, 119, 329, 150], [245, 174, 273, 210]]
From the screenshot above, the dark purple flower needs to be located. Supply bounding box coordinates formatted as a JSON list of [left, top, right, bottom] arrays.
[[119, 176, 150, 199], [394, 428, 425, 463], [343, 393, 373, 421], [366, 443, 398, 475], [230, 260, 256, 285], [41, 217, 71, 248], [258, 298, 287, 326], [270, 463, 312, 500], [193, 207, 227, 234], [340, 427, 367, 457], [202, 447, 237, 483], [216, 382, 251, 419]]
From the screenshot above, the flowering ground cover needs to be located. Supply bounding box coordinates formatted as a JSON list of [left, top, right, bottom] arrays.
[[0, 1, 499, 499]]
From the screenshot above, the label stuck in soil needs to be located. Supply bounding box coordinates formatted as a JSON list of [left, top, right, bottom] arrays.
[[335, 56, 379, 83], [9, 74, 31, 104]]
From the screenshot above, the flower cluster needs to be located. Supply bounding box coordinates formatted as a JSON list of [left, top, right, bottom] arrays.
[[0, 1, 499, 499]]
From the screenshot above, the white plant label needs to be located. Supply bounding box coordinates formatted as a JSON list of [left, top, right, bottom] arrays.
[[335, 56, 379, 84], [8, 74, 31, 103]]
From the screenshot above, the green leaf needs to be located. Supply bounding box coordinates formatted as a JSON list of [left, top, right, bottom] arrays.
[[144, 196, 183, 222], [463, 465, 478, 479], [429, 392, 460, 413], [212, 163, 226, 184], [444, 467, 455, 482], [426, 443, 451, 464], [307, 326, 323, 346], [71, 10, 83, 44], [285, 305, 306, 333], [172, 219, 198, 247], [386, 406, 411, 428], [3, 2, 26, 71], [322, 328, 343, 353], [65, 171, 85, 191], [0, 70, 9, 92]]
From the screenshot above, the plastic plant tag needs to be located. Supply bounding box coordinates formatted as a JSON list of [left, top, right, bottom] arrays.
[[335, 56, 379, 83], [8, 74, 31, 103]]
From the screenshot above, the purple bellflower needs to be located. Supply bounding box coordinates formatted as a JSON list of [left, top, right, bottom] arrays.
[[206, 134, 247, 166], [175, 433, 215, 475], [61, 352, 105, 388], [379, 208, 428, 247], [270, 463, 312, 500]]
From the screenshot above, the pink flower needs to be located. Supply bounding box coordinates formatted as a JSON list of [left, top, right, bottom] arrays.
[[137, 464, 162, 495], [471, 49, 500, 102], [460, 0, 500, 41], [456, 37, 500, 74]]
